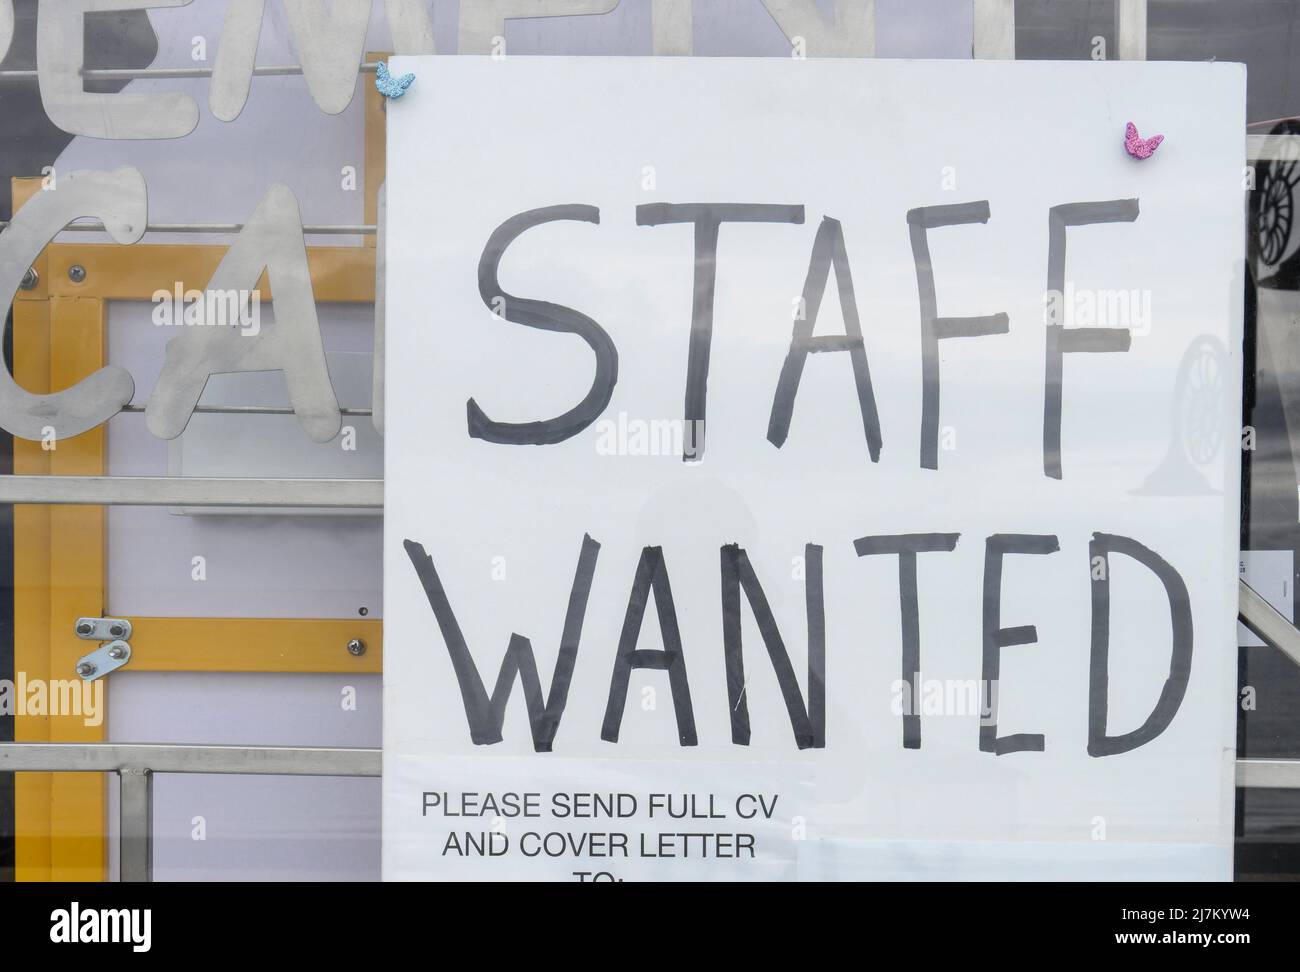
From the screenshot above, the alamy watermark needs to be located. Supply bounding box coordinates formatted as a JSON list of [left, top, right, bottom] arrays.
[[151, 282, 262, 336], [595, 412, 705, 459], [1044, 282, 1152, 336], [50, 902, 151, 951], [891, 675, 997, 723], [0, 673, 103, 727]]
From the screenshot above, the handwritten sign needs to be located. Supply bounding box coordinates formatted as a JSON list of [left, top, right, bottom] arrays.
[[383, 57, 1246, 880]]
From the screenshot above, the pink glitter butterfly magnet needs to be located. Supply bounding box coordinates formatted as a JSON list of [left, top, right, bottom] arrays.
[[1124, 122, 1164, 160]]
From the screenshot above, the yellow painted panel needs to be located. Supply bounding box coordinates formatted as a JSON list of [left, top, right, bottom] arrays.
[[13, 295, 52, 881], [13, 293, 111, 880], [10, 175, 43, 216], [45, 243, 375, 302], [127, 617, 382, 673], [46, 297, 108, 881]]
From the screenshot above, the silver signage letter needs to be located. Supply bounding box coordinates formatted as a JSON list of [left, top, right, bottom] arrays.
[[211, 0, 435, 122], [38, 0, 199, 139], [759, 0, 874, 57], [653, 0, 693, 55], [0, 168, 144, 440], [384, 0, 437, 54], [459, 0, 619, 53], [146, 184, 341, 443]]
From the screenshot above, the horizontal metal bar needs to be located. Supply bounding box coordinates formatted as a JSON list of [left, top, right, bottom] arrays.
[[118, 404, 374, 418], [0, 743, 1293, 789], [0, 221, 376, 235], [1239, 578, 1300, 669], [0, 62, 381, 82], [0, 742, 380, 777], [0, 475, 383, 508], [1237, 759, 1300, 789]]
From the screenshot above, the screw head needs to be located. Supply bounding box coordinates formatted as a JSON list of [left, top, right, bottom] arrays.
[[76, 662, 96, 678], [68, 264, 86, 284], [107, 644, 127, 660], [76, 620, 94, 636], [108, 623, 125, 638], [347, 638, 366, 657], [20, 267, 38, 290]]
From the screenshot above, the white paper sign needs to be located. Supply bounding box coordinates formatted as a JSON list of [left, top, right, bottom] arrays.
[[383, 57, 1246, 881]]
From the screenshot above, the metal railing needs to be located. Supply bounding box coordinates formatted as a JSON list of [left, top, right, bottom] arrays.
[[1235, 581, 1300, 793], [0, 475, 383, 508], [1239, 577, 1300, 668], [0, 743, 380, 882]]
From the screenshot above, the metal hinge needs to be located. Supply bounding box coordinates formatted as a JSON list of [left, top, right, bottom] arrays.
[[73, 616, 133, 682]]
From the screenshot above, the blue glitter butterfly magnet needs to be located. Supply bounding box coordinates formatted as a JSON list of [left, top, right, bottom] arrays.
[[375, 61, 416, 100]]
